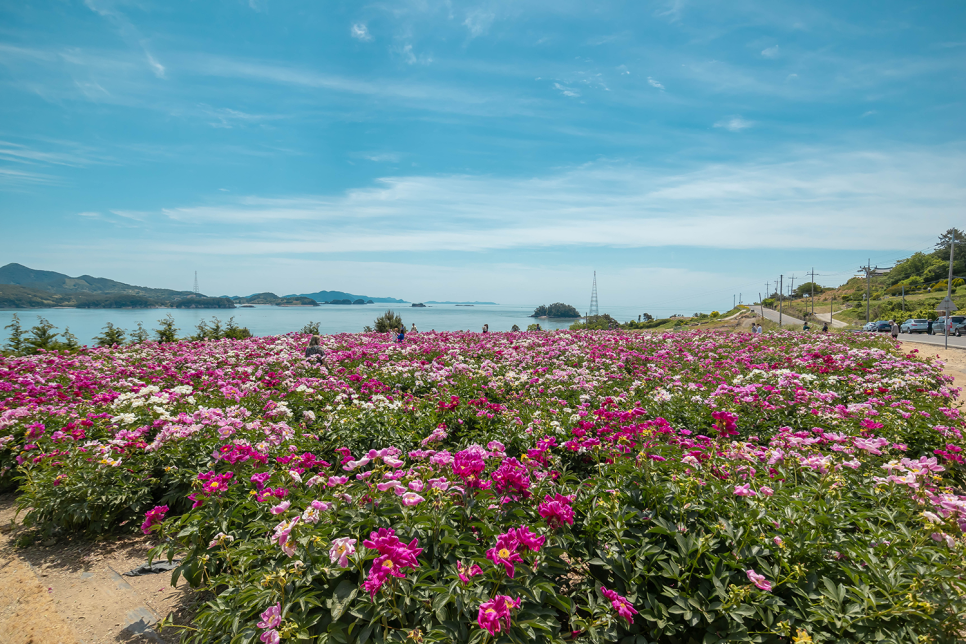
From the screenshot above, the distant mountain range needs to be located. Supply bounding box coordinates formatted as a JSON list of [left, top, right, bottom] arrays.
[[0, 263, 234, 309], [292, 290, 408, 304]]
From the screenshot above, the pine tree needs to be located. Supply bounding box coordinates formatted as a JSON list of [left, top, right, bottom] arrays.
[[62, 326, 80, 351], [94, 322, 127, 347], [130, 322, 150, 344], [155, 314, 179, 343], [24, 317, 60, 354], [4, 314, 24, 354]]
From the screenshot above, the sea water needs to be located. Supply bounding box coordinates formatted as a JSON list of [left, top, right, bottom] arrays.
[[0, 304, 653, 346]]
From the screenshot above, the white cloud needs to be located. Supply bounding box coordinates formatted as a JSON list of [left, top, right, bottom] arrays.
[[553, 82, 580, 97], [132, 146, 966, 254], [647, 76, 664, 90], [351, 23, 373, 42], [714, 116, 754, 131], [77, 211, 101, 218], [463, 10, 495, 38], [617, 65, 630, 75], [399, 44, 432, 65], [655, 0, 686, 22], [145, 51, 165, 78], [861, 110, 877, 118], [761, 46, 780, 59]]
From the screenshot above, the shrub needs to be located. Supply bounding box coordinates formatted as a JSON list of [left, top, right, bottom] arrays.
[[372, 310, 403, 333]]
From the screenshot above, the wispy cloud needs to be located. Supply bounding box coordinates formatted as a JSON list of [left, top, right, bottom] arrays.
[[861, 110, 877, 118], [553, 82, 580, 97], [655, 0, 686, 22], [77, 211, 101, 218], [83, 0, 166, 79], [463, 10, 495, 38], [647, 76, 664, 90], [714, 116, 754, 131], [127, 146, 966, 254], [351, 23, 373, 42], [761, 45, 780, 59]]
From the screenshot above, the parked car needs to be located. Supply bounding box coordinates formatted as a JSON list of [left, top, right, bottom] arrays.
[[900, 319, 930, 334], [933, 316, 966, 336], [862, 321, 877, 332], [874, 321, 892, 333]]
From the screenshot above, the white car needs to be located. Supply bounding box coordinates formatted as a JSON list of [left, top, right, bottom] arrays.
[[900, 319, 929, 334], [933, 316, 966, 336]]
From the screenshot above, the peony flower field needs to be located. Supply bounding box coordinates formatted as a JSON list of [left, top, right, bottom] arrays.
[[2, 329, 966, 643]]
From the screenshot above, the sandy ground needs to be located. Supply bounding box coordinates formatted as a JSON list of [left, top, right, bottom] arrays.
[[900, 339, 966, 403], [0, 494, 200, 644]]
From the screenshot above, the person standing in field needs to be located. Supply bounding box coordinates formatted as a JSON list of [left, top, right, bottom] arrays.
[[304, 335, 325, 363], [411, 323, 418, 333], [891, 320, 899, 340], [396, 325, 405, 343], [482, 324, 489, 334]]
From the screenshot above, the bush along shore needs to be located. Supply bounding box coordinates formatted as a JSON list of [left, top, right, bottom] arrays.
[[1, 329, 965, 643]]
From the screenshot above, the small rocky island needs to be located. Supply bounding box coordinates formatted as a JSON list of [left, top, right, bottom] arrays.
[[530, 303, 581, 318]]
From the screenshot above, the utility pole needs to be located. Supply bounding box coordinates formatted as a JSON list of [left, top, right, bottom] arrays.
[[789, 274, 797, 296], [810, 267, 815, 317], [902, 285, 905, 313], [945, 231, 956, 349], [759, 292, 763, 321], [779, 275, 783, 327], [830, 295, 834, 329], [860, 258, 871, 325], [733, 294, 736, 310]]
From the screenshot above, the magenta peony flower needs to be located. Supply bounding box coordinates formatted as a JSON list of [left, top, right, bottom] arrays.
[[733, 483, 756, 497], [457, 561, 483, 584], [746, 569, 772, 591], [140, 505, 168, 535], [477, 595, 520, 636], [490, 457, 531, 499], [601, 586, 638, 623], [538, 493, 575, 529]]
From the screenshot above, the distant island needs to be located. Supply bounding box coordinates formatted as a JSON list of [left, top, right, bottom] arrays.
[[424, 301, 498, 305], [530, 303, 581, 318], [411, 302, 427, 307], [231, 292, 319, 306], [0, 263, 234, 309], [295, 290, 407, 304]]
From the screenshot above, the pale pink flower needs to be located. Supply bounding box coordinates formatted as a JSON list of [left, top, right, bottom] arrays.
[[401, 492, 425, 506], [270, 500, 291, 515], [746, 569, 772, 591], [329, 537, 357, 568]]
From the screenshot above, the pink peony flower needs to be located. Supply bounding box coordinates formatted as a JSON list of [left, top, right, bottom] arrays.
[[760, 486, 774, 497], [329, 537, 357, 568], [328, 476, 349, 486], [600, 586, 637, 622], [477, 595, 520, 636], [140, 505, 168, 535], [400, 492, 425, 506], [458, 561, 483, 584], [257, 603, 281, 629], [733, 483, 756, 497], [746, 569, 772, 591], [270, 500, 291, 515]]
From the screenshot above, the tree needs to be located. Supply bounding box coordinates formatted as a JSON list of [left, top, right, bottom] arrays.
[[154, 314, 179, 343], [24, 317, 60, 354], [62, 327, 79, 351], [300, 321, 321, 335], [372, 310, 403, 333], [794, 282, 824, 298], [527, 323, 542, 331], [934, 227, 966, 256], [511, 324, 521, 332], [95, 322, 126, 347], [4, 313, 24, 354], [130, 322, 150, 344], [641, 313, 653, 322], [223, 317, 252, 339]]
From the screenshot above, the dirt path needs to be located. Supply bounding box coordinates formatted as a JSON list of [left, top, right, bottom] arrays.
[[899, 339, 966, 404], [0, 495, 199, 644]]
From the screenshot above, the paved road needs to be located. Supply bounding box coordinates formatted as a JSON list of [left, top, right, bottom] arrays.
[[757, 307, 805, 327], [812, 310, 849, 328]]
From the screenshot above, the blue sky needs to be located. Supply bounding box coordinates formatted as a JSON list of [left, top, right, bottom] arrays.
[[1, 0, 964, 311]]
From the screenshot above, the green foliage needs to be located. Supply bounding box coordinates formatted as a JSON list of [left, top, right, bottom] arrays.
[[223, 317, 252, 340], [193, 317, 252, 341], [372, 310, 404, 333], [130, 321, 150, 344], [61, 327, 79, 351], [570, 314, 617, 330], [300, 321, 321, 335], [24, 317, 60, 354], [155, 314, 179, 343], [527, 323, 542, 331], [94, 322, 127, 347], [531, 303, 581, 318], [794, 281, 824, 297], [4, 313, 24, 354], [511, 324, 521, 332]]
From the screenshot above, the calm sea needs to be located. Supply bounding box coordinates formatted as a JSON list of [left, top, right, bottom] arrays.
[[0, 304, 651, 346]]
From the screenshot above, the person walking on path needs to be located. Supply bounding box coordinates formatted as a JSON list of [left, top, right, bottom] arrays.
[[891, 320, 900, 340], [304, 335, 325, 363], [928, 318, 934, 335]]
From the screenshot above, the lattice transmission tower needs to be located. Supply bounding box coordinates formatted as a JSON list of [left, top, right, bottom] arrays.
[[194, 271, 199, 294], [588, 271, 599, 319]]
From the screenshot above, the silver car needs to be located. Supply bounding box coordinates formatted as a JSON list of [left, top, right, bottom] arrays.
[[900, 318, 929, 334], [933, 316, 966, 336]]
